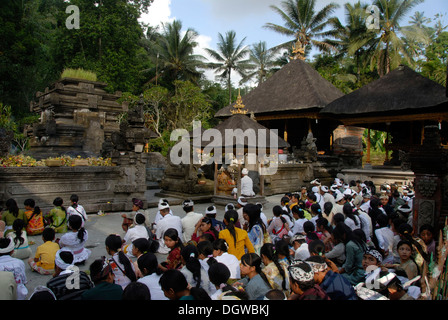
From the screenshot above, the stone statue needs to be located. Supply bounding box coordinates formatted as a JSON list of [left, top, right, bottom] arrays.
[[294, 132, 318, 162]]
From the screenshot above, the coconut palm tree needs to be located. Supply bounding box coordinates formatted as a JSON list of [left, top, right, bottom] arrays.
[[239, 41, 281, 87], [348, 0, 427, 77], [328, 1, 370, 83], [263, 0, 340, 60], [144, 20, 206, 86], [204, 30, 253, 104]]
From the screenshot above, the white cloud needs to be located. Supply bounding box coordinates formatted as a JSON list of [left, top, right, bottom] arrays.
[[139, 0, 174, 27]]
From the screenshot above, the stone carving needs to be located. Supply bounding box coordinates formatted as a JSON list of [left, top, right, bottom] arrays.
[[417, 176, 438, 198], [294, 132, 318, 162], [418, 200, 435, 228]]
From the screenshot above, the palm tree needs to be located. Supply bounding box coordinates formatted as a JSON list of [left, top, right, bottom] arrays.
[[349, 0, 427, 77], [144, 20, 206, 86], [328, 1, 370, 83], [204, 30, 253, 104], [239, 41, 281, 87], [263, 0, 340, 60]]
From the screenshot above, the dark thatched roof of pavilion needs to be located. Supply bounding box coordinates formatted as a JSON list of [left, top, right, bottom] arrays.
[[195, 114, 289, 149], [215, 59, 344, 118], [320, 65, 448, 117]]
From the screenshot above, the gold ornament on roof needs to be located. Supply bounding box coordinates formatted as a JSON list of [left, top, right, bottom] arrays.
[[231, 89, 248, 115]]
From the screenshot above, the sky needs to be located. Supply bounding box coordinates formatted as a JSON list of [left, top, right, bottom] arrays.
[[139, 0, 448, 85]]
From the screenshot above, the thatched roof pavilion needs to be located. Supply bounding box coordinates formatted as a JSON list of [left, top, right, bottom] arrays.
[[215, 59, 345, 151], [320, 65, 448, 131], [320, 65, 448, 165]]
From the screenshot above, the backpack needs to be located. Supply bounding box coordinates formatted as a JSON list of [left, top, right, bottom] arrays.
[[320, 270, 358, 300]]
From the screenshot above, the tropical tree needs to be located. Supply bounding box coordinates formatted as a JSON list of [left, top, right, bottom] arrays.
[[204, 31, 253, 104], [327, 1, 370, 83], [239, 41, 281, 87], [144, 20, 206, 87], [263, 0, 340, 60], [348, 0, 429, 77], [420, 31, 448, 86]]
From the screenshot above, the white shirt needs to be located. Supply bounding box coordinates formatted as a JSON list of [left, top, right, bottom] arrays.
[[67, 204, 88, 227], [154, 209, 173, 224], [315, 193, 325, 210], [360, 200, 371, 213], [323, 193, 335, 205], [344, 215, 361, 231], [181, 211, 203, 243], [358, 210, 373, 241], [124, 224, 149, 245], [155, 214, 183, 254], [215, 252, 240, 279], [375, 227, 395, 262], [294, 244, 310, 261], [59, 230, 91, 264], [241, 175, 255, 197], [289, 218, 307, 236], [138, 273, 168, 300], [0, 255, 27, 300]]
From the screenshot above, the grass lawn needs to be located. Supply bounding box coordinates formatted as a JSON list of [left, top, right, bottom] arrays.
[[362, 150, 387, 166]]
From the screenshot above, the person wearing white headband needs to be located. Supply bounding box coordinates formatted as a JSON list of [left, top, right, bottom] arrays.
[[181, 199, 203, 243], [205, 205, 226, 234], [155, 201, 183, 254], [0, 237, 28, 300], [153, 198, 173, 226], [240, 168, 255, 198], [46, 248, 93, 300], [288, 261, 330, 300]]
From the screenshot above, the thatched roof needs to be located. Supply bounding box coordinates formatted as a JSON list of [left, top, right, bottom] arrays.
[[195, 114, 289, 149], [215, 59, 344, 118], [320, 65, 448, 117]]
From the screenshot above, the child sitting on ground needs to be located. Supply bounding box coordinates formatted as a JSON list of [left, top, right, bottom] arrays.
[[24, 198, 44, 236], [28, 227, 60, 275]]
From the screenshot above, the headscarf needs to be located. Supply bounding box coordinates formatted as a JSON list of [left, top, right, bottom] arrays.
[[0, 237, 15, 254], [288, 261, 314, 283], [365, 248, 383, 264], [54, 249, 74, 270]]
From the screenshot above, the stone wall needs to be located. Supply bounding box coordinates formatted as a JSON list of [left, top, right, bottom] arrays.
[[27, 78, 124, 159], [263, 163, 314, 195], [0, 165, 151, 214]]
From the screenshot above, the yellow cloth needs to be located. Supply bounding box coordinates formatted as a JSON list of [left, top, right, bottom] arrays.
[[34, 241, 60, 270], [219, 227, 255, 260]]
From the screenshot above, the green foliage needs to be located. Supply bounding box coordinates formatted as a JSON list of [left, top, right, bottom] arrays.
[[54, 0, 150, 94], [363, 129, 388, 152], [205, 31, 253, 104], [61, 68, 98, 81], [420, 32, 448, 86], [0, 103, 18, 133], [146, 130, 176, 157], [143, 20, 206, 88], [0, 0, 63, 116], [264, 0, 341, 59]]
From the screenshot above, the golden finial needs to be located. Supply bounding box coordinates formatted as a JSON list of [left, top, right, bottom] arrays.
[[231, 89, 248, 115]]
